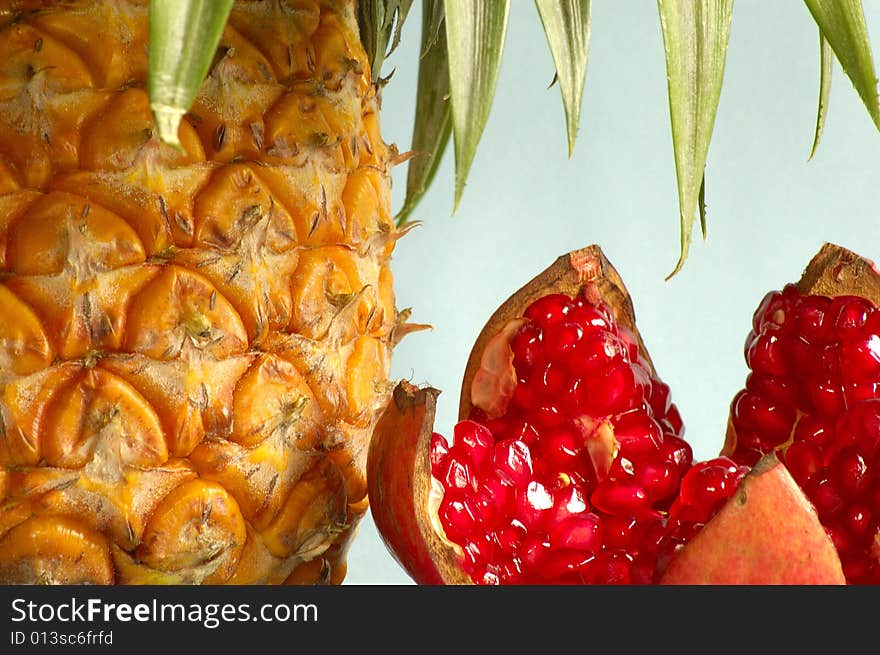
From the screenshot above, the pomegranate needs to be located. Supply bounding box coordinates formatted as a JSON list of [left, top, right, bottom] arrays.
[[725, 243, 880, 584], [660, 453, 844, 584], [368, 245, 843, 584]]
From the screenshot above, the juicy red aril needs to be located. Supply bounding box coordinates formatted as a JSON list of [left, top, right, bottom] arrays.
[[781, 440, 822, 485], [840, 334, 880, 380], [455, 420, 494, 470], [441, 457, 472, 492], [510, 323, 541, 371], [523, 293, 572, 327], [730, 284, 880, 582], [746, 331, 788, 377], [544, 322, 584, 357], [438, 498, 477, 540], [516, 480, 554, 528], [831, 447, 868, 496], [434, 289, 706, 585], [731, 391, 795, 446], [635, 460, 680, 502], [493, 439, 533, 485], [430, 433, 449, 478], [590, 481, 650, 516], [550, 515, 602, 551], [830, 296, 873, 333]]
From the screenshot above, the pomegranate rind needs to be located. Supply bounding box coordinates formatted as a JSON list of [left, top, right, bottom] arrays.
[[660, 453, 845, 585], [367, 381, 472, 585], [459, 245, 655, 421]]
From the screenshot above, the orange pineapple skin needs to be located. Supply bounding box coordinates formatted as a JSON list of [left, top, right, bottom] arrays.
[[0, 0, 401, 584]]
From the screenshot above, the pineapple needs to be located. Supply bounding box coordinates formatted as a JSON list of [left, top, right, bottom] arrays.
[[0, 0, 401, 584]]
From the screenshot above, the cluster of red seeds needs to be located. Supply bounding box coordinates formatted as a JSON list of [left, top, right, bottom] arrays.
[[430, 291, 745, 584], [728, 284, 880, 583]]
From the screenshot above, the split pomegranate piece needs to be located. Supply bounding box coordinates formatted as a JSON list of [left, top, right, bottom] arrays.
[[660, 454, 845, 584], [725, 243, 880, 584], [368, 245, 843, 585]]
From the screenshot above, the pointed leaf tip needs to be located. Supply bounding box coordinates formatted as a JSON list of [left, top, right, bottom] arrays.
[[658, 0, 733, 277], [535, 0, 591, 157], [809, 34, 834, 160], [445, 0, 511, 211], [397, 0, 452, 226], [804, 0, 880, 133]]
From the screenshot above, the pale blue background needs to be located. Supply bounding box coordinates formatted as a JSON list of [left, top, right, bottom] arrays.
[[345, 1, 880, 584]]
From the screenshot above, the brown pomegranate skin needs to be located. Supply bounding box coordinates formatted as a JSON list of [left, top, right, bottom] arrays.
[[725, 243, 880, 584]]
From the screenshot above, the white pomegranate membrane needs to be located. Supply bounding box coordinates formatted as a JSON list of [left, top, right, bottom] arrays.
[[728, 284, 880, 584], [430, 291, 748, 584]]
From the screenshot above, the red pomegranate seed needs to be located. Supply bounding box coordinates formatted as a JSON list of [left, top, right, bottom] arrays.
[[584, 363, 639, 415], [441, 456, 473, 492], [540, 550, 595, 580], [806, 380, 846, 419], [516, 480, 554, 528], [782, 440, 823, 485], [572, 330, 628, 373], [616, 326, 641, 361], [544, 322, 584, 357], [795, 294, 831, 340], [807, 475, 845, 521], [590, 481, 649, 516], [548, 483, 588, 523], [461, 535, 494, 572], [650, 381, 672, 417], [732, 391, 795, 444], [831, 446, 869, 496], [601, 515, 639, 549], [493, 439, 533, 485], [524, 293, 572, 326], [843, 503, 872, 540], [635, 459, 680, 502], [840, 334, 880, 380], [746, 373, 798, 407], [746, 331, 788, 377], [510, 323, 542, 371], [439, 497, 477, 540], [660, 434, 693, 473], [430, 432, 449, 478], [519, 534, 552, 569], [613, 411, 662, 460], [662, 405, 684, 435], [592, 550, 633, 585], [551, 515, 602, 551], [472, 477, 513, 524], [830, 296, 873, 334], [539, 361, 568, 397], [495, 520, 527, 553], [455, 420, 494, 471]]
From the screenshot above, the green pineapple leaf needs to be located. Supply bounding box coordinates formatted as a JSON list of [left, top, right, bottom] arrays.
[[658, 0, 734, 279], [422, 0, 446, 55], [535, 0, 591, 157], [445, 0, 511, 210], [804, 0, 880, 132], [147, 0, 233, 148], [359, 0, 414, 83], [397, 0, 452, 225], [809, 34, 834, 160]]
